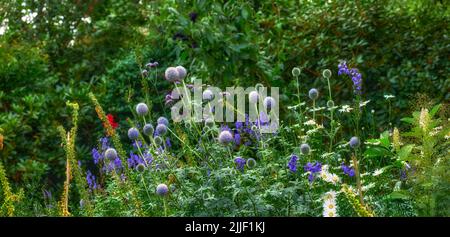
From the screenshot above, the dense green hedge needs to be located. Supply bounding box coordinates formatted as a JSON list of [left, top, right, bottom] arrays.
[[0, 0, 448, 191]]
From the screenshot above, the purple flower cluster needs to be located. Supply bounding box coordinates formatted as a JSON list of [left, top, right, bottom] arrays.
[[127, 151, 153, 169], [341, 163, 355, 177], [234, 157, 246, 171], [338, 61, 362, 94], [232, 113, 276, 147], [304, 162, 322, 182], [86, 170, 98, 191], [288, 154, 298, 172]]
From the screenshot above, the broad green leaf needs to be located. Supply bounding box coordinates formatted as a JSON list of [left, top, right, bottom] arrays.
[[398, 144, 414, 161], [385, 191, 411, 200], [364, 146, 391, 158], [380, 131, 390, 148], [401, 117, 414, 124]]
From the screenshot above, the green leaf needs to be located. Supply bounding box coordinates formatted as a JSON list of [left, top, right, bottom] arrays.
[[429, 104, 441, 117], [380, 131, 390, 148], [401, 117, 414, 124], [398, 144, 414, 161], [364, 146, 391, 158], [385, 191, 411, 200]]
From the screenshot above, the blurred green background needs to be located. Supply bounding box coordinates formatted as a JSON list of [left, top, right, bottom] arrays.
[[0, 0, 448, 189]]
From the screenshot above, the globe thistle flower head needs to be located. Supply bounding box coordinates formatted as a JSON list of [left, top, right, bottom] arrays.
[[292, 67, 301, 77], [246, 158, 257, 169], [143, 123, 154, 136], [155, 124, 168, 136], [136, 163, 145, 173], [205, 117, 215, 128], [349, 136, 360, 148], [154, 136, 163, 145], [128, 127, 140, 140], [263, 96, 276, 109], [156, 184, 169, 196], [157, 116, 169, 126], [175, 66, 187, 80], [105, 148, 118, 160], [249, 91, 259, 104], [326, 100, 335, 108], [323, 69, 332, 79], [308, 88, 319, 100], [218, 130, 233, 145], [165, 67, 180, 82], [300, 143, 311, 155], [202, 89, 214, 101], [136, 103, 149, 116]]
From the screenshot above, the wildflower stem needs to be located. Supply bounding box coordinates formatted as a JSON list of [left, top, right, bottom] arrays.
[[139, 174, 152, 205], [351, 152, 364, 206], [312, 99, 316, 121]]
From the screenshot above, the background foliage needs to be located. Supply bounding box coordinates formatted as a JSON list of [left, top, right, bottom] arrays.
[[0, 0, 448, 215]]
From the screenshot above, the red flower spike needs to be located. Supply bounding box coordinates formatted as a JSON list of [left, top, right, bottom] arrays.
[[106, 114, 119, 129]]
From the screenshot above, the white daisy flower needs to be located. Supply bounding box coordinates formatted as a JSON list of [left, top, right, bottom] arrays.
[[384, 94, 395, 100], [323, 209, 337, 217], [323, 191, 337, 200], [359, 100, 371, 107], [373, 169, 384, 176], [323, 199, 336, 210], [304, 119, 317, 126], [362, 183, 376, 192], [339, 105, 353, 113]]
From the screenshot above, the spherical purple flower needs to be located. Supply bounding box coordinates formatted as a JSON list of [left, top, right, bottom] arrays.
[[308, 88, 319, 100], [349, 136, 360, 148], [249, 91, 259, 104], [202, 89, 214, 101], [292, 67, 301, 77], [136, 103, 149, 116], [263, 96, 276, 109], [246, 158, 257, 169], [157, 116, 169, 126], [165, 67, 180, 82], [143, 123, 154, 136], [128, 127, 139, 140], [176, 66, 187, 80], [105, 148, 118, 160], [156, 184, 169, 196], [218, 130, 233, 145], [155, 123, 168, 135], [300, 143, 311, 155], [141, 69, 148, 77]]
